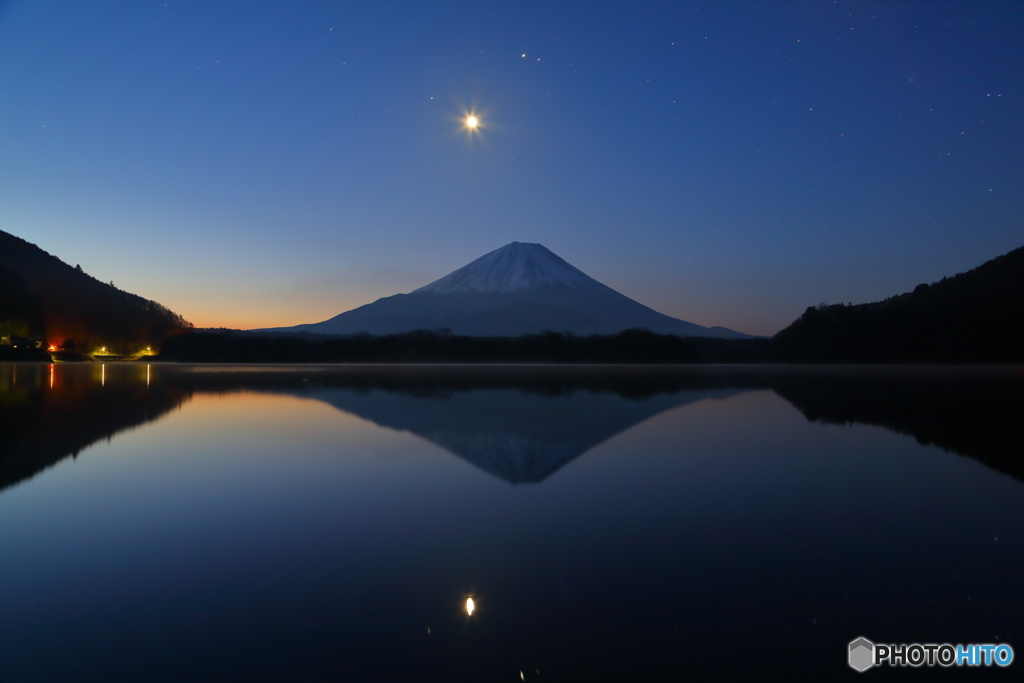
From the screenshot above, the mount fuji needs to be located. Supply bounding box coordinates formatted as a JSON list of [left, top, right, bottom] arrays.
[[258, 242, 751, 338]]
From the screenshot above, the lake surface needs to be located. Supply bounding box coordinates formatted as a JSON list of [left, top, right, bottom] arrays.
[[2, 363, 1021, 681]]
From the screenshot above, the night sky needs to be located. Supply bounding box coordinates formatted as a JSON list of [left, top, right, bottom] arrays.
[[1, 1, 1021, 335]]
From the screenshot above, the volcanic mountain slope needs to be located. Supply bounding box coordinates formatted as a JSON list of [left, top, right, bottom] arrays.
[[260, 242, 751, 338]]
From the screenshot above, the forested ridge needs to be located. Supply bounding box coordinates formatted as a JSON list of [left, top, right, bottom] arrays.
[[772, 245, 1024, 362], [0, 230, 192, 355]]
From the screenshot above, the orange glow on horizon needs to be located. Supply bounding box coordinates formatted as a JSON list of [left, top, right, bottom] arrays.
[[165, 278, 442, 331]]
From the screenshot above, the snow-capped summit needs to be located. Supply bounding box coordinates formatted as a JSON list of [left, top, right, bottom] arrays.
[[415, 242, 600, 295], [255, 242, 753, 338]]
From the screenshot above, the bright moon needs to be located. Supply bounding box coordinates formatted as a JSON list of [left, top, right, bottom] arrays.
[[466, 116, 478, 128], [465, 597, 475, 615]]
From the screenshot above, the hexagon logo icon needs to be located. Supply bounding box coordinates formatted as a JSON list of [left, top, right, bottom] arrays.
[[849, 637, 875, 672]]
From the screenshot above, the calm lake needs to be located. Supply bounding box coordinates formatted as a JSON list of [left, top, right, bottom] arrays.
[[1, 363, 1021, 681]]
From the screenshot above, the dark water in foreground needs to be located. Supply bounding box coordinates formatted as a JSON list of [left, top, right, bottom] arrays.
[[1, 363, 1022, 681]]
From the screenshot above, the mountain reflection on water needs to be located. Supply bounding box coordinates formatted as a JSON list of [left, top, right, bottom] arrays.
[[2, 363, 1021, 491]]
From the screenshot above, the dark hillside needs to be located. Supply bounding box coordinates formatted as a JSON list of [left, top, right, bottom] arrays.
[[773, 246, 1024, 362], [0, 230, 192, 355]]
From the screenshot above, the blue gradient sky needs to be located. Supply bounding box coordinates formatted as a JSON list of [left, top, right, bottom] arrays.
[[1, 1, 1021, 334]]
